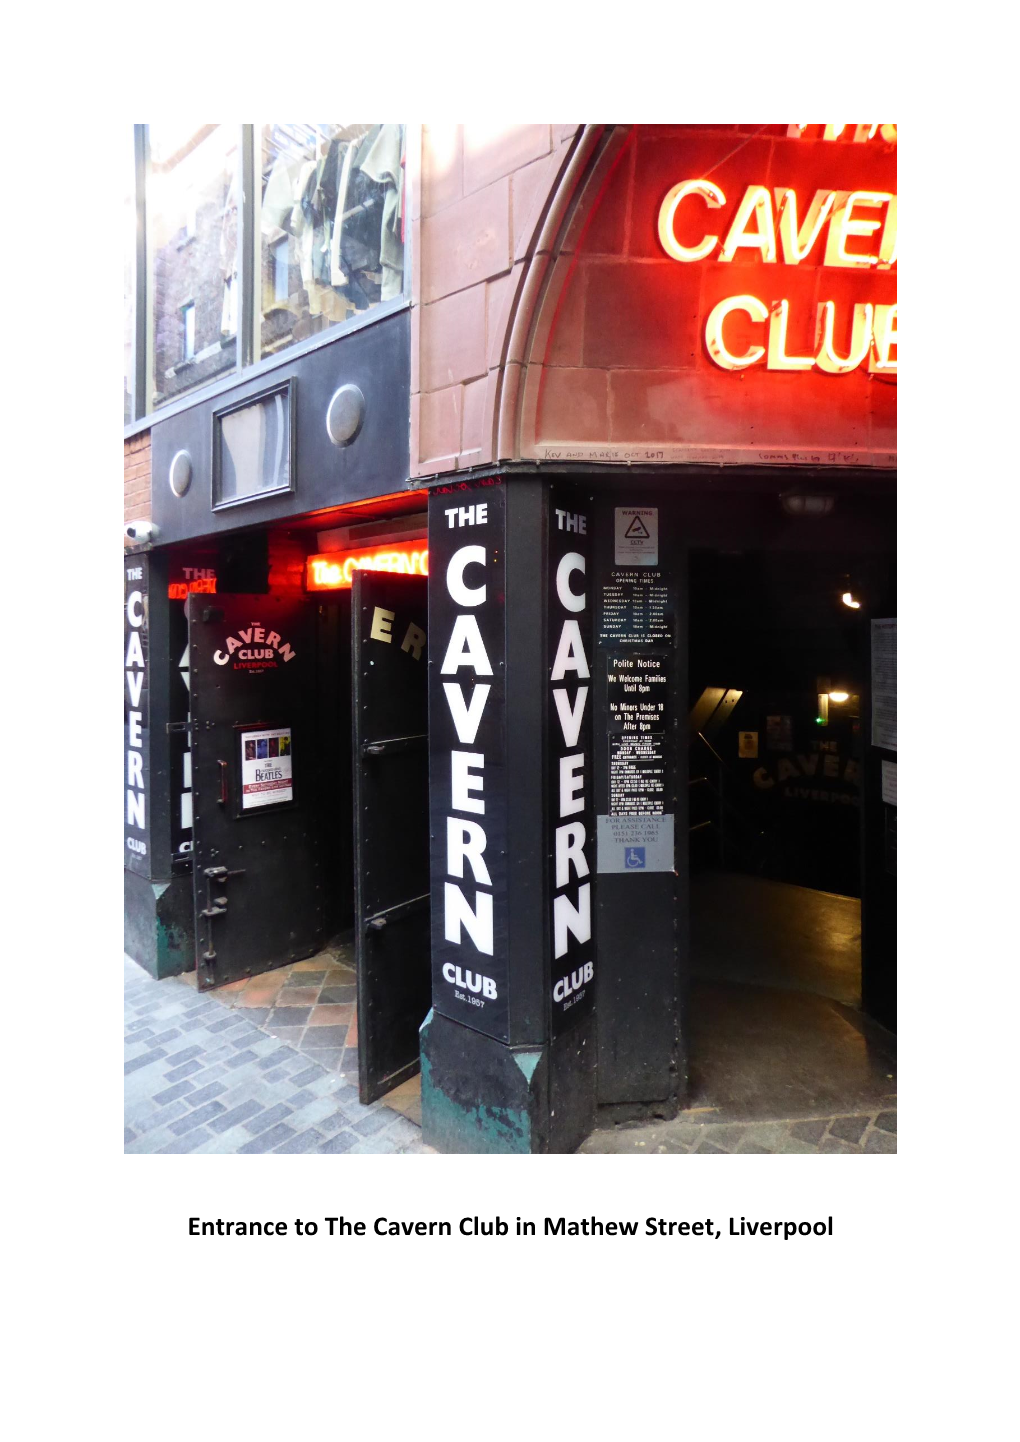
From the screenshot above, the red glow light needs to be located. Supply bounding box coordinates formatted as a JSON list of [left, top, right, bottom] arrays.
[[305, 541, 428, 591]]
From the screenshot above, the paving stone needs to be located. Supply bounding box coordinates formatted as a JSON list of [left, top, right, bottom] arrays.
[[819, 1137, 861, 1154], [161, 1060, 203, 1087], [147, 1029, 183, 1046], [243, 1102, 293, 1135], [184, 1081, 228, 1109], [159, 1128, 213, 1154], [694, 1141, 729, 1154], [126, 1097, 192, 1134], [353, 1110, 393, 1137], [289, 1064, 329, 1088], [268, 1007, 312, 1027], [274, 1130, 324, 1154], [161, 1044, 206, 1069], [734, 1140, 774, 1154], [257, 1050, 296, 1071], [225, 1049, 260, 1070], [238, 1123, 296, 1154], [205, 1016, 247, 1035], [874, 1111, 897, 1135], [315, 1110, 352, 1135], [209, 1100, 264, 1133], [125, 1048, 167, 1075], [303, 1047, 343, 1070], [286, 1097, 345, 1132], [863, 1128, 897, 1154], [773, 1134, 819, 1155], [378, 1114, 422, 1145], [152, 1080, 197, 1106], [124, 1127, 136, 1146], [827, 1115, 871, 1146], [170, 1100, 228, 1135], [790, 1119, 830, 1145], [318, 1129, 358, 1154]]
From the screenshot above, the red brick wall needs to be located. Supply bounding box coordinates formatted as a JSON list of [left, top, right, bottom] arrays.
[[124, 432, 152, 531]]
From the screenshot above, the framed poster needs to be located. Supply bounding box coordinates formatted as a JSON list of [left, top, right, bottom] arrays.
[[239, 726, 293, 810]]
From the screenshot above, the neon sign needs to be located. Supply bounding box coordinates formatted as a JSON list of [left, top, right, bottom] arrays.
[[168, 568, 217, 600], [658, 177, 896, 376], [305, 541, 429, 591]]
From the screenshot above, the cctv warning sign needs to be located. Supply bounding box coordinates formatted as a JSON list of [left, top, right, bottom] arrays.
[[615, 507, 658, 565]]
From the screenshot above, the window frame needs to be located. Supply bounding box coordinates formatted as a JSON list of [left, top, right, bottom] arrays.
[[124, 123, 411, 434], [211, 377, 297, 512]]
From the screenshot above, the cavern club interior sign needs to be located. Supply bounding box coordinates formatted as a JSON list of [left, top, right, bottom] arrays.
[[306, 541, 428, 592], [657, 132, 896, 377]]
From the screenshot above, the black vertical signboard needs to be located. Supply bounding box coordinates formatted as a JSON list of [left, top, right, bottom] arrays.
[[428, 481, 509, 1042], [548, 489, 595, 1037], [124, 554, 151, 877]]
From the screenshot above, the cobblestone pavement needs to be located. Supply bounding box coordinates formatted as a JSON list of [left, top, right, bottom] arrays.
[[580, 1108, 897, 1154], [124, 955, 429, 1155]]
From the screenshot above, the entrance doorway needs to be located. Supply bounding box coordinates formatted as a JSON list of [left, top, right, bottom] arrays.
[[686, 548, 896, 1119], [169, 528, 431, 1107]]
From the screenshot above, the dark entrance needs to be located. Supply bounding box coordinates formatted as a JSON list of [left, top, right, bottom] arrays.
[[351, 571, 431, 1103], [685, 545, 896, 1118], [188, 591, 326, 989]]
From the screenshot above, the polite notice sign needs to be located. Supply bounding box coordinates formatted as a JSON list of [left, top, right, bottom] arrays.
[[614, 508, 658, 565], [240, 727, 293, 809]]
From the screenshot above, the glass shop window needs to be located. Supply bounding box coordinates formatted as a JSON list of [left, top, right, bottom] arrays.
[[258, 124, 406, 358], [148, 124, 239, 409]]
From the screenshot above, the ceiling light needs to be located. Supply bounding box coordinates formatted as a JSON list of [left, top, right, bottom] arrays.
[[828, 691, 849, 703], [841, 591, 861, 609], [780, 492, 836, 517]]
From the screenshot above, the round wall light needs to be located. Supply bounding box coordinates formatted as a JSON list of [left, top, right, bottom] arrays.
[[169, 449, 192, 498], [326, 384, 366, 447]]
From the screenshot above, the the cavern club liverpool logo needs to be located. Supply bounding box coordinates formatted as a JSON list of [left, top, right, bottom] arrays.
[[213, 623, 297, 672]]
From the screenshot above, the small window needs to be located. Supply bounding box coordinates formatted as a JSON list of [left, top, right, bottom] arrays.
[[213, 382, 294, 509], [273, 238, 289, 303], [181, 302, 195, 360]]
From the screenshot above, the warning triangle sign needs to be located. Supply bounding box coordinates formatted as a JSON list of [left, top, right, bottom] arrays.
[[624, 515, 650, 539]]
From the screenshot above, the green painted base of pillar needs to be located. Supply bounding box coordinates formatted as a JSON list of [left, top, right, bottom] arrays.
[[124, 870, 194, 980], [419, 1009, 596, 1154]]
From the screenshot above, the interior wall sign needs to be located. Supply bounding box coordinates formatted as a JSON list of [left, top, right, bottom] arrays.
[[658, 172, 897, 377], [428, 483, 510, 1042]]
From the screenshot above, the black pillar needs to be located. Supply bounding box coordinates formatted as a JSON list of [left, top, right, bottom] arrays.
[[124, 548, 194, 979], [420, 476, 597, 1153]]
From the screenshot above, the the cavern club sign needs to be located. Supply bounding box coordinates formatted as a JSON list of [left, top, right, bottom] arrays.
[[657, 126, 897, 377], [214, 622, 296, 672]]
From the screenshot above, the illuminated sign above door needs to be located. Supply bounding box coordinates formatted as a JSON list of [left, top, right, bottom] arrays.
[[305, 540, 429, 591], [657, 125, 897, 378]]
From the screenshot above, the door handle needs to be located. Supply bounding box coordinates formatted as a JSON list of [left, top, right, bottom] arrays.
[[218, 759, 228, 805]]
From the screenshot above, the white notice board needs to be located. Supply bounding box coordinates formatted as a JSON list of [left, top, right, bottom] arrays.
[[240, 726, 293, 809]]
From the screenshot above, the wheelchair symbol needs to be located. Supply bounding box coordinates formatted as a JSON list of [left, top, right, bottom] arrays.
[[625, 847, 646, 869]]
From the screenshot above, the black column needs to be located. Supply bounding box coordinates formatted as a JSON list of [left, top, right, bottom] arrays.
[[420, 476, 597, 1153]]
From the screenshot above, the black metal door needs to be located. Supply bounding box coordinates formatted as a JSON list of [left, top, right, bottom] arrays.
[[188, 592, 325, 989], [352, 571, 430, 1102]]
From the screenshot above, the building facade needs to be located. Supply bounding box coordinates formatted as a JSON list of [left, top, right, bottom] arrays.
[[125, 123, 897, 1153]]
